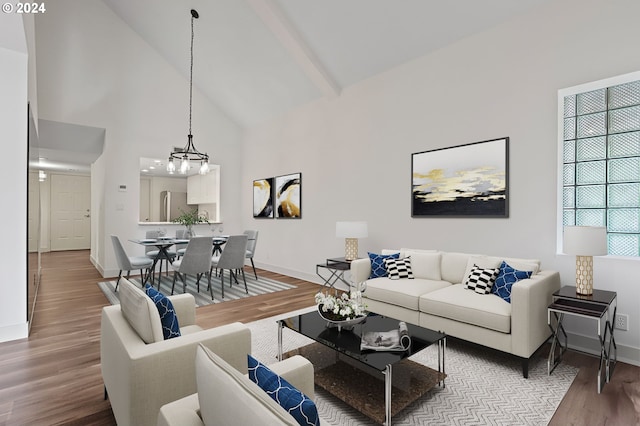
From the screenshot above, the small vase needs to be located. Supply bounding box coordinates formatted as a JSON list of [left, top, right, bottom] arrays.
[[186, 226, 195, 238]]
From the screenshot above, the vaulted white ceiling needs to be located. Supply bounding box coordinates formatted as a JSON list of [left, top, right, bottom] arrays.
[[101, 0, 552, 127]]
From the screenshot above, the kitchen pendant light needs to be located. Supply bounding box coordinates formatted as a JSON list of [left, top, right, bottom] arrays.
[[167, 9, 209, 175]]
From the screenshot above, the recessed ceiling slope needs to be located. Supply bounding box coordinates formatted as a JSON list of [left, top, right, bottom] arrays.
[[273, 0, 553, 88], [102, 0, 322, 127], [102, 0, 552, 127]]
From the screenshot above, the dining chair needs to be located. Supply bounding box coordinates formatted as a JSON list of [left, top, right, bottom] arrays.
[[145, 230, 177, 281], [110, 235, 153, 291], [209, 235, 248, 299], [243, 230, 259, 279], [175, 229, 190, 259], [171, 237, 214, 299]]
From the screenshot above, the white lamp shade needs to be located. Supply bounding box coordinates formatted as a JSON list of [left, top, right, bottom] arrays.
[[336, 221, 368, 238], [563, 226, 607, 256]]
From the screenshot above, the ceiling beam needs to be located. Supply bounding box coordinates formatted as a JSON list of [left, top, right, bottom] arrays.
[[248, 0, 341, 98]]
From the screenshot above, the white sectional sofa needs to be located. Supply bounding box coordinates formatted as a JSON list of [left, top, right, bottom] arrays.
[[351, 249, 561, 377]]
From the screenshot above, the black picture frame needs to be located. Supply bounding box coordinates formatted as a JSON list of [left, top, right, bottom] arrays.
[[253, 178, 274, 218], [411, 137, 509, 217], [274, 173, 302, 219]]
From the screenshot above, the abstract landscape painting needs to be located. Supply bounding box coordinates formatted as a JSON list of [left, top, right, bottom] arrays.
[[412, 137, 509, 217]]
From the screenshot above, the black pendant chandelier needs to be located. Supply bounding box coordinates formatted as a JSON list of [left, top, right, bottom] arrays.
[[167, 9, 209, 175]]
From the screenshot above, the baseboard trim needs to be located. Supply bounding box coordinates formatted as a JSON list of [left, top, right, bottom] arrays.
[[0, 322, 28, 343], [567, 331, 639, 367]]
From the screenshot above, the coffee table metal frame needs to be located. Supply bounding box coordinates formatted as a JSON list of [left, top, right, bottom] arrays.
[[278, 311, 446, 425]]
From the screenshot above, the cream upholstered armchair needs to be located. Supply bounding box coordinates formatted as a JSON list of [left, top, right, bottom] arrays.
[[100, 278, 251, 426], [157, 345, 326, 426]]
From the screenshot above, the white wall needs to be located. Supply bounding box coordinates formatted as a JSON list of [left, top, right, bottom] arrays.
[[0, 14, 29, 342], [241, 0, 640, 362], [34, 0, 243, 276]]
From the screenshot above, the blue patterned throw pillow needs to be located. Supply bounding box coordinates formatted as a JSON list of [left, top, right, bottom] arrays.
[[368, 252, 400, 279], [491, 261, 533, 303], [144, 284, 181, 340], [247, 355, 319, 426]]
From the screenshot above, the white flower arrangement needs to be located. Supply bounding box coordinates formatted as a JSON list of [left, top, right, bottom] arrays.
[[315, 290, 366, 320]]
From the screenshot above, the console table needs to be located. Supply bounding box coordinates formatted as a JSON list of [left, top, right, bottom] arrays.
[[547, 286, 617, 393]]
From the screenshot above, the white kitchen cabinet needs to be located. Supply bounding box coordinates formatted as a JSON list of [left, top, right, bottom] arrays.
[[187, 166, 220, 205]]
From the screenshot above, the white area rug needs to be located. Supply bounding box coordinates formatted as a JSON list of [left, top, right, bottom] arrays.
[[248, 308, 578, 426]]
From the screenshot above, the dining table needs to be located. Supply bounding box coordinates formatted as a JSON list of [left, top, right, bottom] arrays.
[[129, 237, 190, 286], [211, 235, 229, 256]]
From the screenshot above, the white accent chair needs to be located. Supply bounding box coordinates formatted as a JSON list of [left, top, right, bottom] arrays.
[[100, 278, 251, 426], [111, 235, 153, 291], [157, 344, 323, 426]]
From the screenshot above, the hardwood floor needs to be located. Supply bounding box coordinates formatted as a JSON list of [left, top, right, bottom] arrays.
[[0, 250, 637, 425]]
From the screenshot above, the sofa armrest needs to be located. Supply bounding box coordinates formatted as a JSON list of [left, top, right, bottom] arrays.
[[157, 393, 203, 426], [268, 355, 315, 400], [510, 270, 561, 358], [168, 294, 196, 326], [351, 258, 371, 285]]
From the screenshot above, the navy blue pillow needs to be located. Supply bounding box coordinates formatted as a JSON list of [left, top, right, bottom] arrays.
[[247, 355, 319, 426], [144, 284, 181, 340], [491, 261, 533, 303], [368, 252, 400, 279]]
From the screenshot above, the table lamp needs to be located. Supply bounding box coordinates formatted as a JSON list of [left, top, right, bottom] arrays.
[[563, 226, 607, 295], [336, 221, 368, 261]]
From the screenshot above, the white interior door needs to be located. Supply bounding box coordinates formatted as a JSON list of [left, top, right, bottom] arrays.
[[50, 174, 91, 251]]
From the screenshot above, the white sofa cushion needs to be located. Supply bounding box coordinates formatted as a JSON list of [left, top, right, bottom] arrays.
[[419, 285, 512, 333], [403, 251, 441, 280], [399, 248, 437, 258], [440, 252, 474, 284], [365, 278, 451, 310], [196, 345, 298, 426], [119, 278, 164, 344]]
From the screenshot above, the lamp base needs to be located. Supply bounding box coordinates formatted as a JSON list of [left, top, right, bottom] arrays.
[[575, 255, 594, 295], [344, 238, 358, 261]]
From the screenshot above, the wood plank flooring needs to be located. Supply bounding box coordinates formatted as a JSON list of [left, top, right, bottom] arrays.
[[0, 250, 637, 425]]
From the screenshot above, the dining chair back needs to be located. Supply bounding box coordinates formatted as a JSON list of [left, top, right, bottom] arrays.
[[111, 235, 153, 291], [211, 235, 248, 299], [171, 237, 214, 298], [243, 230, 259, 279], [175, 229, 190, 258]]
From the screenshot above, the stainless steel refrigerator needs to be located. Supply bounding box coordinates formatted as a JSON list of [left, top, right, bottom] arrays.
[[160, 191, 190, 222]]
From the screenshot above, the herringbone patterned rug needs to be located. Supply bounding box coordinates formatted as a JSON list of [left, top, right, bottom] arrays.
[[249, 307, 578, 426]]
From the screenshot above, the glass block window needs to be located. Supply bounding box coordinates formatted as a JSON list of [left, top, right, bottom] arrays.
[[562, 79, 640, 257]]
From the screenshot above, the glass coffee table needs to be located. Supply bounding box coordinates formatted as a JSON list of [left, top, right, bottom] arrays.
[[278, 311, 446, 425]]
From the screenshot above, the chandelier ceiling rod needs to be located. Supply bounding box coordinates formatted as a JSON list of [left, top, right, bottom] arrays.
[[167, 8, 209, 175]]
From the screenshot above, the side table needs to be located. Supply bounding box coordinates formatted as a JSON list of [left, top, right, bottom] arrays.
[[316, 257, 353, 293], [547, 286, 617, 393]]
